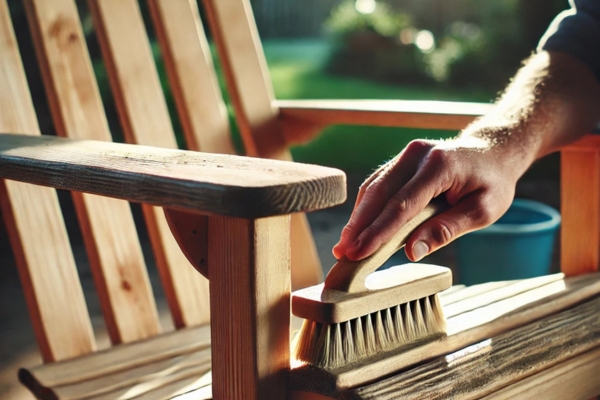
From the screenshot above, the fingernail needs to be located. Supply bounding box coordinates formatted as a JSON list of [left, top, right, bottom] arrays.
[[412, 241, 429, 261]]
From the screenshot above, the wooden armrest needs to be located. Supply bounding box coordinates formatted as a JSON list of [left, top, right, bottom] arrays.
[[0, 134, 346, 218], [276, 99, 494, 144]]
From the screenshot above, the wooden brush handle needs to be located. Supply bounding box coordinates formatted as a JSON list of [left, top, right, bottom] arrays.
[[324, 198, 448, 293]]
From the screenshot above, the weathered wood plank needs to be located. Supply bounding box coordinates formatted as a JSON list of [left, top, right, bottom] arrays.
[[19, 324, 210, 389], [291, 273, 600, 396], [341, 296, 600, 399], [0, 0, 95, 362], [0, 134, 346, 218], [208, 215, 291, 400], [50, 349, 211, 400], [482, 346, 600, 400], [24, 0, 161, 344]]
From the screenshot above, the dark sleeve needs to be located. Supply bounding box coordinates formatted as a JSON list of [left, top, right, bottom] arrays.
[[538, 0, 600, 83]]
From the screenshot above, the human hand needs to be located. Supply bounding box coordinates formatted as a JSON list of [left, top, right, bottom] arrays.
[[332, 136, 526, 262]]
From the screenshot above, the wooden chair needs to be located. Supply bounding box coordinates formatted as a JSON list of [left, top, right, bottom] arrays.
[[1, 0, 599, 399]]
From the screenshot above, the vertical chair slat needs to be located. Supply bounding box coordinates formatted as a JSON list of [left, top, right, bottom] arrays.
[[0, 0, 95, 361], [24, 0, 161, 344], [203, 0, 323, 289], [147, 0, 232, 286], [561, 135, 600, 276], [88, 0, 210, 327], [147, 0, 234, 155], [202, 0, 284, 159], [208, 215, 291, 400]]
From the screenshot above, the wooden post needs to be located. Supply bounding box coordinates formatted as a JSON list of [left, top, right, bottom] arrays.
[[560, 135, 600, 276], [208, 215, 291, 400]]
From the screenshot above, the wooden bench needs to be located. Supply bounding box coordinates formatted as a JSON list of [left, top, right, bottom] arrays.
[[1, 0, 599, 399]]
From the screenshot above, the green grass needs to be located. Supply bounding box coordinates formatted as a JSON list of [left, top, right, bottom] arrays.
[[262, 40, 496, 172]]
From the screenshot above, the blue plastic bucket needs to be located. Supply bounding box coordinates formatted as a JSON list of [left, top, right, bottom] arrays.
[[455, 199, 561, 285]]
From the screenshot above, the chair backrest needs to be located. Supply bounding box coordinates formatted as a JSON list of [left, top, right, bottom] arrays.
[[0, 0, 318, 363]]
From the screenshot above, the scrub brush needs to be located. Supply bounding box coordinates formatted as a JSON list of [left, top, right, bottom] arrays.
[[292, 199, 451, 369]]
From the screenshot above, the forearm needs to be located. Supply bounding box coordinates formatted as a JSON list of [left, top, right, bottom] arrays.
[[460, 51, 600, 178]]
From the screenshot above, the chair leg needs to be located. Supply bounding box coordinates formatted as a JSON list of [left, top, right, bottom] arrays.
[[561, 143, 600, 276], [208, 215, 291, 400]]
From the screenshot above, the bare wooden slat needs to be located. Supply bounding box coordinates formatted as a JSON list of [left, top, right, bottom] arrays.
[[342, 296, 600, 400], [202, 0, 285, 159], [0, 0, 95, 362], [561, 134, 600, 276], [438, 284, 466, 297], [0, 134, 346, 217], [203, 0, 325, 290], [88, 0, 211, 328], [444, 274, 563, 317], [440, 281, 516, 305], [147, 0, 233, 155], [51, 349, 211, 400], [277, 100, 493, 144], [208, 215, 291, 400], [20, 324, 210, 390], [24, 0, 161, 344], [291, 273, 600, 395], [120, 371, 211, 400]]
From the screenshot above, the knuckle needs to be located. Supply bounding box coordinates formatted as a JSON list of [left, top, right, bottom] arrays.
[[387, 192, 409, 213], [341, 222, 359, 238], [427, 148, 450, 168], [406, 139, 429, 153], [471, 198, 495, 227], [364, 181, 388, 199], [360, 224, 383, 243], [431, 222, 454, 245]]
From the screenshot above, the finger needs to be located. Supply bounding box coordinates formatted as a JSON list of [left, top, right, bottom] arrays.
[[405, 192, 508, 261], [355, 163, 387, 208], [333, 141, 431, 258], [333, 160, 399, 258], [344, 157, 443, 260], [332, 173, 391, 258]]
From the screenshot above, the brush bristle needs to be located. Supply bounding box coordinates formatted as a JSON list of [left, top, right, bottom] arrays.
[[292, 294, 446, 369]]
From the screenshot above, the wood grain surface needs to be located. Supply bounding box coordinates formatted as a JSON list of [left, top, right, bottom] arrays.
[[203, 0, 325, 290], [291, 272, 600, 395], [208, 215, 291, 400], [148, 0, 233, 155], [0, 133, 346, 218], [0, 0, 95, 362], [19, 325, 211, 399], [482, 346, 600, 400], [203, 0, 286, 160], [342, 295, 600, 400], [88, 0, 213, 329], [24, 0, 162, 344]]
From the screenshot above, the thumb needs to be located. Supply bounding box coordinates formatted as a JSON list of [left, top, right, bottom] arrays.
[[405, 194, 505, 261]]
